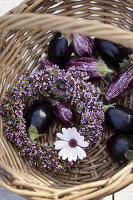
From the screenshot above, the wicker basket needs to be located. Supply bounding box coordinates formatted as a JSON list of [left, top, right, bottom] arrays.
[[0, 0, 133, 199]]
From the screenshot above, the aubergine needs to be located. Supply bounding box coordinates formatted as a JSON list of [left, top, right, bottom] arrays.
[[41, 58, 53, 69], [53, 101, 75, 127], [107, 134, 133, 162], [72, 33, 95, 57], [104, 104, 133, 134], [105, 65, 133, 101], [25, 101, 53, 133], [48, 32, 72, 69], [66, 57, 113, 81], [94, 38, 130, 71]]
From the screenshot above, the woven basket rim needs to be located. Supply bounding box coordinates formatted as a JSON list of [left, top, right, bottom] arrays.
[[1, 12, 133, 49]]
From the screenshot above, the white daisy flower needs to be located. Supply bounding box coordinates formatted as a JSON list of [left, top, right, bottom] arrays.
[[54, 127, 89, 162]]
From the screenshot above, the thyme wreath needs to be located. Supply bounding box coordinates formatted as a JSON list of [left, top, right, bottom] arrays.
[[0, 66, 104, 172]]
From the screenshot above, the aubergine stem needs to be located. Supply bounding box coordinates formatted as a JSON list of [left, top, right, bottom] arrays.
[[50, 99, 58, 106], [125, 149, 133, 162], [129, 54, 133, 62], [96, 60, 113, 77], [61, 33, 72, 46], [103, 103, 116, 113]]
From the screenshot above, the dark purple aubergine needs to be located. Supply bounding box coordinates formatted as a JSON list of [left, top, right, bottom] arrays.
[[66, 57, 112, 81], [41, 58, 53, 69], [105, 65, 133, 101], [48, 32, 72, 69], [53, 101, 74, 127], [94, 38, 130, 71], [107, 134, 133, 162], [25, 101, 53, 133], [72, 33, 95, 57], [104, 104, 133, 134]]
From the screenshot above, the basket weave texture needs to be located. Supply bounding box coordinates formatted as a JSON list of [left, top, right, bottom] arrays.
[[0, 0, 133, 199]]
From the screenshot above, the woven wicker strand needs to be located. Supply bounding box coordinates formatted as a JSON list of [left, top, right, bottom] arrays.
[[0, 13, 133, 49], [1, 0, 133, 199], [0, 160, 133, 200]]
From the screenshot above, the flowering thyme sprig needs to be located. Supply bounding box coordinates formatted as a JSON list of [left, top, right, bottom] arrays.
[[0, 65, 104, 172]]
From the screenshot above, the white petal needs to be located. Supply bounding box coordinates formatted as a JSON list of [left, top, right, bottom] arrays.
[[76, 133, 85, 142], [69, 127, 78, 135], [59, 146, 70, 158], [62, 146, 71, 160], [78, 140, 89, 148], [71, 132, 79, 140], [77, 153, 84, 160], [71, 148, 78, 161], [76, 146, 87, 159], [67, 150, 73, 162], [63, 128, 72, 140], [59, 147, 66, 157], [62, 128, 71, 140], [68, 127, 73, 133], [62, 128, 68, 135], [66, 129, 78, 141], [66, 148, 78, 162], [71, 127, 78, 134], [78, 135, 84, 141], [54, 141, 68, 150], [56, 133, 69, 141], [68, 127, 77, 136], [69, 128, 82, 141]]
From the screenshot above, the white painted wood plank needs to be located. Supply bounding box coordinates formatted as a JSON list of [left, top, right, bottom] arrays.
[[0, 0, 23, 16]]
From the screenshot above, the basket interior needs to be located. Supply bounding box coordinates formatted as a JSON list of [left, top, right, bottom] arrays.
[[0, 0, 133, 189]]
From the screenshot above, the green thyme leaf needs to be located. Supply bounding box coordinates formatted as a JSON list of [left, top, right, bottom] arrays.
[[124, 149, 133, 162], [28, 125, 39, 141], [28, 125, 44, 141], [119, 58, 131, 69]]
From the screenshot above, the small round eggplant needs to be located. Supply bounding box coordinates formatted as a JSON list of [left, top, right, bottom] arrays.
[[48, 32, 72, 69], [104, 104, 133, 134], [94, 38, 129, 71], [53, 101, 75, 127], [25, 101, 53, 133], [107, 134, 133, 162]]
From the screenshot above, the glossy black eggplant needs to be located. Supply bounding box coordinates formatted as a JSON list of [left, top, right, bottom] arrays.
[[105, 65, 133, 101], [25, 101, 53, 133], [48, 32, 72, 69], [107, 134, 133, 162], [94, 38, 130, 71], [104, 104, 133, 134]]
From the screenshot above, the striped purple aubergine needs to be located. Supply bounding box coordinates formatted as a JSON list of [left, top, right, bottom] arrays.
[[41, 58, 53, 69], [72, 33, 95, 57], [66, 57, 113, 81], [106, 65, 133, 101]]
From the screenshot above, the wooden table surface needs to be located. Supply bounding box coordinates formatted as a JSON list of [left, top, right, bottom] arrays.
[[0, 0, 133, 199]]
